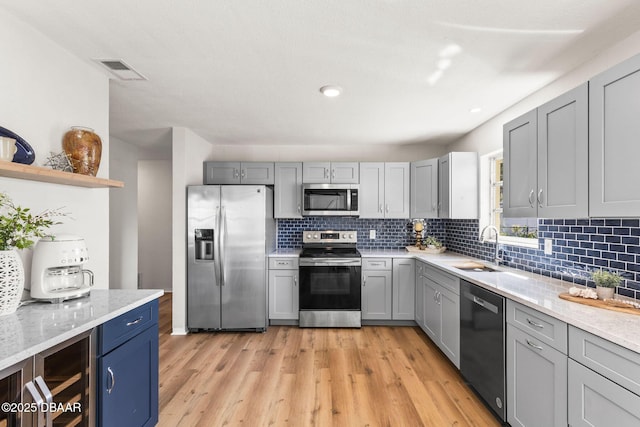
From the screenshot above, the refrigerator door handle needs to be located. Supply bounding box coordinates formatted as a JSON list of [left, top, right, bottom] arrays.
[[220, 206, 227, 286], [214, 206, 221, 286]]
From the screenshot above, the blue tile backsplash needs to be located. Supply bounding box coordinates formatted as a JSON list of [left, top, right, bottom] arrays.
[[277, 216, 640, 300]]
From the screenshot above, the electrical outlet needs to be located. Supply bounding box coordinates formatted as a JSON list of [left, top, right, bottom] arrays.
[[544, 238, 553, 255], [369, 230, 376, 239]]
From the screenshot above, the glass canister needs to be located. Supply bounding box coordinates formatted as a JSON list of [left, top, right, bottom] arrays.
[[62, 126, 102, 176]]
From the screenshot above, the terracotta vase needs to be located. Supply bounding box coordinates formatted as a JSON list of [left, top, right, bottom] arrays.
[[62, 126, 102, 176], [0, 250, 24, 315]]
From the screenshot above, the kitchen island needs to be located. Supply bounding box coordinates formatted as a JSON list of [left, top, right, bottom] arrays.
[[0, 289, 163, 427]]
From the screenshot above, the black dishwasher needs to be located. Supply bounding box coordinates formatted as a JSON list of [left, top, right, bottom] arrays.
[[459, 280, 506, 423]]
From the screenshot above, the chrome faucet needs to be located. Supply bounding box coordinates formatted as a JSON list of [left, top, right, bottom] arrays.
[[480, 225, 502, 265]]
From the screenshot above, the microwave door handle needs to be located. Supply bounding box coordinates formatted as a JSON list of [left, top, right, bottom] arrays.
[[347, 189, 351, 211]]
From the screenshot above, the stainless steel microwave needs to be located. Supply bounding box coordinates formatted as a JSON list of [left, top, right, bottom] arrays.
[[302, 184, 359, 216]]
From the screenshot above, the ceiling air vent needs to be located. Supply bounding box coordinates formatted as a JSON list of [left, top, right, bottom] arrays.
[[95, 59, 147, 81]]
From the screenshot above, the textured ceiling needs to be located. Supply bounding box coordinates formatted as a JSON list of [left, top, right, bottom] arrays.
[[2, 0, 640, 148]]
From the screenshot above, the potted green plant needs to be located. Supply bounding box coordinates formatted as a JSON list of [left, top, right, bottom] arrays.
[[591, 269, 621, 300], [424, 236, 443, 249], [0, 193, 66, 315]]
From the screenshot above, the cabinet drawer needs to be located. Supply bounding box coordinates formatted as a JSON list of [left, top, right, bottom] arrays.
[[362, 258, 393, 270], [424, 264, 459, 295], [569, 325, 640, 396], [100, 300, 158, 355], [507, 300, 567, 353], [269, 257, 299, 270]]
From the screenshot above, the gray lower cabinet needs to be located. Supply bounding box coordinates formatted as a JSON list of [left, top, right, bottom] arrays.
[[274, 162, 302, 218], [362, 258, 392, 320], [568, 359, 640, 427], [268, 258, 299, 320], [506, 300, 568, 427], [392, 258, 415, 320], [410, 158, 438, 218], [568, 325, 640, 427], [204, 161, 275, 185], [506, 324, 567, 427], [589, 53, 640, 217], [414, 261, 425, 326], [417, 264, 460, 367]]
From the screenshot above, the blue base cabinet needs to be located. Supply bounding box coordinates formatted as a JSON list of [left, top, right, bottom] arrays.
[[97, 300, 159, 427]]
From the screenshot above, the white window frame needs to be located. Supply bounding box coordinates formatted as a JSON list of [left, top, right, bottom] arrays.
[[479, 149, 538, 249]]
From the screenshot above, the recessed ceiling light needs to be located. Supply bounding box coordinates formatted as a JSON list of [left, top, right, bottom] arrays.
[[319, 85, 342, 97], [470, 107, 483, 113]]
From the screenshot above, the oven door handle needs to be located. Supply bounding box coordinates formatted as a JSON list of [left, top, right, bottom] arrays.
[[299, 258, 362, 267]]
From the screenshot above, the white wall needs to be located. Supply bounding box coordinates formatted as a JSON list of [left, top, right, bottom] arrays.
[[109, 137, 139, 289], [171, 127, 214, 334], [447, 30, 640, 155], [0, 11, 110, 290], [138, 160, 172, 291]]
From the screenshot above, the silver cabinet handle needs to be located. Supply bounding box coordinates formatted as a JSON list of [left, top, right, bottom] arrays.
[[526, 339, 544, 351], [432, 203, 436, 212], [363, 276, 366, 287], [241, 169, 246, 179], [537, 189, 543, 208], [297, 204, 301, 213], [25, 381, 45, 427], [126, 316, 143, 326], [332, 168, 336, 180], [234, 169, 239, 179], [528, 189, 535, 207], [526, 318, 544, 329], [107, 367, 116, 394], [294, 276, 297, 286], [379, 204, 383, 213], [34, 376, 53, 427], [385, 204, 389, 213]]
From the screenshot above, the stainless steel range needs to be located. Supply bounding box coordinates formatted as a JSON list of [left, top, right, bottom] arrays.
[[298, 230, 362, 328]]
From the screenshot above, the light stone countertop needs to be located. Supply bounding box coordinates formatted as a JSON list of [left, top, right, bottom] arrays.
[[268, 248, 302, 257], [0, 289, 164, 372], [278, 248, 640, 354]]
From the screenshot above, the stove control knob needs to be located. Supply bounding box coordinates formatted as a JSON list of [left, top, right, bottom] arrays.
[[349, 234, 354, 239], [342, 233, 347, 239], [306, 234, 312, 239], [314, 234, 319, 239]]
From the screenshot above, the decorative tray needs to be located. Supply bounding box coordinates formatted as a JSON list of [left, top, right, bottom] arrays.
[[405, 245, 446, 254], [558, 293, 640, 316]]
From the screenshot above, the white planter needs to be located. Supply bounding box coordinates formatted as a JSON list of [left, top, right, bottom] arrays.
[[0, 250, 24, 315], [595, 286, 615, 300]]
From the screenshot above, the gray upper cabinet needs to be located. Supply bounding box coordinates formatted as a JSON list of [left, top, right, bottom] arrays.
[[537, 83, 588, 218], [302, 162, 359, 184], [504, 110, 538, 218], [384, 163, 410, 218], [274, 162, 302, 218], [359, 162, 410, 219], [204, 161, 274, 185], [410, 158, 438, 218], [589, 53, 640, 217], [359, 162, 385, 218], [438, 152, 478, 219]]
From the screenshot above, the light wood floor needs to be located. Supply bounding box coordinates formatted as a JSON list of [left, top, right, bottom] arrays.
[[157, 294, 500, 426]]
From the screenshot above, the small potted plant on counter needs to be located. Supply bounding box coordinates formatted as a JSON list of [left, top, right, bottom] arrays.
[[591, 269, 621, 300]]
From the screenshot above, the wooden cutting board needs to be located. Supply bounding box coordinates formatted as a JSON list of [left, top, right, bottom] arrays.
[[559, 293, 640, 316]]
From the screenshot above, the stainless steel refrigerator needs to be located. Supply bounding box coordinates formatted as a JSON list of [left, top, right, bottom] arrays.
[[187, 185, 275, 331]]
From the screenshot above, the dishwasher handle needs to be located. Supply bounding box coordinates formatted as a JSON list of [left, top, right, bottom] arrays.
[[463, 291, 499, 314]]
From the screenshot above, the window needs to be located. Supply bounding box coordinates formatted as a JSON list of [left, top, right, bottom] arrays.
[[481, 150, 538, 248]]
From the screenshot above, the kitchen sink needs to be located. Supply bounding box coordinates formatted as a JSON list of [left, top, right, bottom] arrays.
[[450, 262, 501, 273]]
